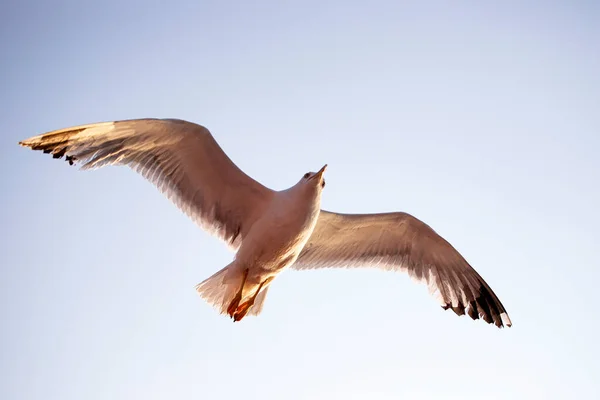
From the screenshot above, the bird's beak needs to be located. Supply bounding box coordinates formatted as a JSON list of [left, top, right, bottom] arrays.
[[311, 164, 327, 180]]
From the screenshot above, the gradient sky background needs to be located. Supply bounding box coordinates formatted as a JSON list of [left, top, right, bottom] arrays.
[[1, 1, 599, 399]]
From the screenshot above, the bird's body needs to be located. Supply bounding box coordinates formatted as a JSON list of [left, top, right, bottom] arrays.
[[20, 118, 512, 327], [236, 183, 323, 276], [198, 177, 325, 319]]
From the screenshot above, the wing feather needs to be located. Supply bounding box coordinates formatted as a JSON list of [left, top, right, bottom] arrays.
[[293, 210, 512, 328], [19, 118, 275, 249]]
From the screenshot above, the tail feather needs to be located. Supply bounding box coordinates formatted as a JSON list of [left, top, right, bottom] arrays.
[[195, 264, 270, 317], [195, 265, 238, 315]]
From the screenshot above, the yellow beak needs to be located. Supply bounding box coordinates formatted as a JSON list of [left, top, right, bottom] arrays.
[[312, 164, 327, 180]]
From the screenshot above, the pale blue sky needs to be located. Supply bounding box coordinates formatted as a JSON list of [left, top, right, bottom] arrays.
[[1, 1, 599, 399]]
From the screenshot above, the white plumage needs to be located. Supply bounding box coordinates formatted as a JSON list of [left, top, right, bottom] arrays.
[[20, 118, 511, 327]]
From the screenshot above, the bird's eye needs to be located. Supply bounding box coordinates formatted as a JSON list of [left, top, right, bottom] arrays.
[[303, 173, 310, 179], [321, 179, 326, 188]]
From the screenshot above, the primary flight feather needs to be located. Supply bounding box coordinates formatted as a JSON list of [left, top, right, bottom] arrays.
[[19, 118, 512, 327]]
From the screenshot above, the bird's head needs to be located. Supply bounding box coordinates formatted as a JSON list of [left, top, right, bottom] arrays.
[[300, 164, 327, 192]]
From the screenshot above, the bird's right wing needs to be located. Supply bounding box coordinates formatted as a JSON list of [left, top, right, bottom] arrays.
[[293, 210, 512, 328], [19, 118, 275, 250]]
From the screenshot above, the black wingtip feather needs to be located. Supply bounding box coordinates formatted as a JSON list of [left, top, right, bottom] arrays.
[[20, 138, 78, 166], [467, 300, 478, 320], [442, 303, 467, 317], [441, 284, 509, 328], [56, 147, 67, 157], [452, 305, 466, 316]]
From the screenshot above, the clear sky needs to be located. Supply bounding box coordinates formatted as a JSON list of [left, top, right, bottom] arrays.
[[1, 1, 599, 399]]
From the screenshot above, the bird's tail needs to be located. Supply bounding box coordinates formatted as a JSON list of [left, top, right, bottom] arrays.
[[194, 263, 270, 317]]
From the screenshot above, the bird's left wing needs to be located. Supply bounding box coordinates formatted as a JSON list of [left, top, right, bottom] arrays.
[[19, 118, 275, 250], [292, 210, 512, 328]]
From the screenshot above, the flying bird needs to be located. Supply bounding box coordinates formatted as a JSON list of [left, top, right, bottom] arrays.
[[19, 118, 512, 327]]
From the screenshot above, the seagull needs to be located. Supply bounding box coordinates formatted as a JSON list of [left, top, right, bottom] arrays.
[[19, 118, 512, 327]]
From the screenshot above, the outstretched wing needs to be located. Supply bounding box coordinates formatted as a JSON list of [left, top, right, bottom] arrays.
[[19, 118, 275, 249], [293, 210, 512, 328]]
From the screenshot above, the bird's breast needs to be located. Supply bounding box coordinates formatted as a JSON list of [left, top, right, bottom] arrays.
[[236, 193, 321, 272]]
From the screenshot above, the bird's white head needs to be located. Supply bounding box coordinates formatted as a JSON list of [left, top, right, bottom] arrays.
[[299, 164, 327, 192]]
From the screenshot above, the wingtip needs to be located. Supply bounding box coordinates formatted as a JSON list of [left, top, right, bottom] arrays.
[[442, 301, 512, 328], [493, 313, 512, 329], [19, 137, 39, 148], [501, 312, 512, 328]]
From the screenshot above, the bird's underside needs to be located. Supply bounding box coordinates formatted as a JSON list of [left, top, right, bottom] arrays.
[[19, 117, 512, 328]]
